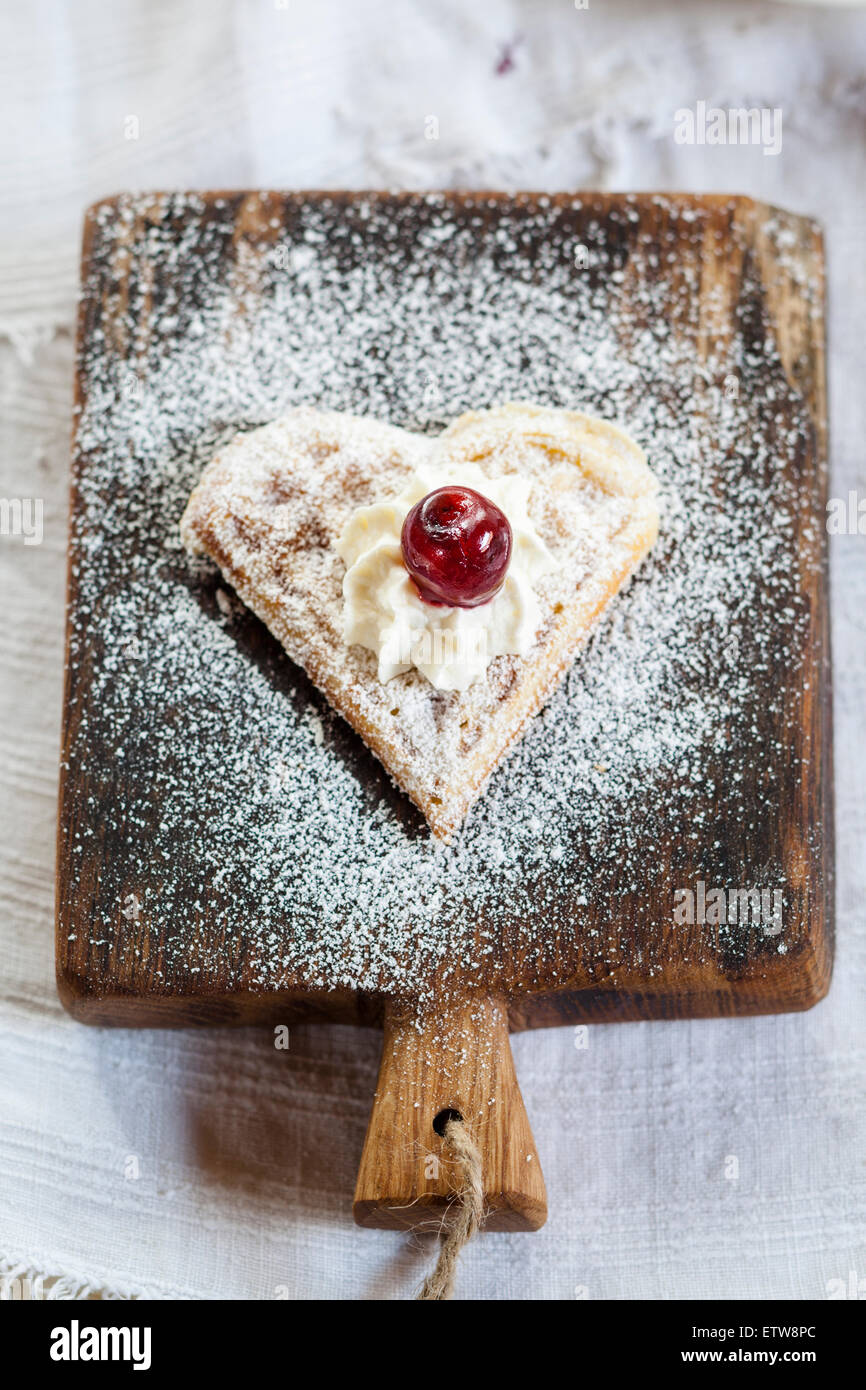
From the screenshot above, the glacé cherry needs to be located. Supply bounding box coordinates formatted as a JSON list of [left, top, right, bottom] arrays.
[[400, 485, 512, 608]]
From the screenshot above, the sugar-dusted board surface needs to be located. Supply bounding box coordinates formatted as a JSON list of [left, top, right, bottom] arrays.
[[57, 190, 833, 1031]]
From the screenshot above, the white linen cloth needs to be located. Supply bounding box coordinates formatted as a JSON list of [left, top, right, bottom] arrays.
[[1, 0, 864, 1300]]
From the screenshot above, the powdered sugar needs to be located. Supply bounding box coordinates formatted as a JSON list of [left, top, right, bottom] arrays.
[[64, 191, 821, 1003]]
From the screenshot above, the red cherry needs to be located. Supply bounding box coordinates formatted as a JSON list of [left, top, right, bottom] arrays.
[[400, 486, 512, 608]]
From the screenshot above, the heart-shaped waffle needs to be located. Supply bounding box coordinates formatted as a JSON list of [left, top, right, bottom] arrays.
[[180, 403, 659, 839]]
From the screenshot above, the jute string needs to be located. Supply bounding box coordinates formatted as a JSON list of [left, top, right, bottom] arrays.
[[416, 1117, 484, 1300]]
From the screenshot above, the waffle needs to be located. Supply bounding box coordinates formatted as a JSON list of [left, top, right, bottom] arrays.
[[180, 404, 659, 839]]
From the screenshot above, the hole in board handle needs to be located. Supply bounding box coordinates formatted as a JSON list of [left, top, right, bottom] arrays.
[[433, 1107, 463, 1137]]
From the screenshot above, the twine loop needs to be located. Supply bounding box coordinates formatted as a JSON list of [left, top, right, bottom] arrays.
[[416, 1115, 484, 1300]]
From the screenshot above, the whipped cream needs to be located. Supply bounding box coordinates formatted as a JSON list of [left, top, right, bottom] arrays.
[[335, 463, 556, 691]]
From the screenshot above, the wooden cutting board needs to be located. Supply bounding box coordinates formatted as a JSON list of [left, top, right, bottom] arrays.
[[57, 190, 833, 1232]]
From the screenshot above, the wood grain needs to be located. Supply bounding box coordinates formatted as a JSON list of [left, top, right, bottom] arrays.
[[353, 995, 547, 1231], [56, 191, 833, 1228]]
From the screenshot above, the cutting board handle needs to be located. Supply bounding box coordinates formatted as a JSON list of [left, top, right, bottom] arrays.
[[353, 993, 547, 1232]]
